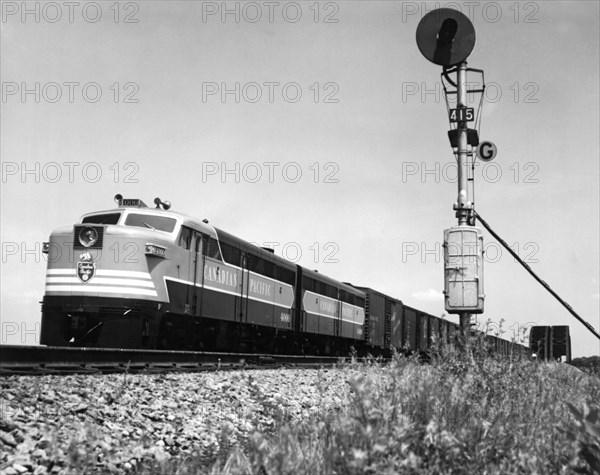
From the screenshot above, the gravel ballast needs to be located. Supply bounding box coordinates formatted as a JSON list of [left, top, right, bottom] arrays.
[[0, 367, 354, 474]]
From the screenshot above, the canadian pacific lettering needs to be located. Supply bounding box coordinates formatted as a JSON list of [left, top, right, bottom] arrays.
[[204, 266, 238, 288]]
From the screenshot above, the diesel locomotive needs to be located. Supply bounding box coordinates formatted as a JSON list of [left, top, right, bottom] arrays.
[[40, 195, 525, 356]]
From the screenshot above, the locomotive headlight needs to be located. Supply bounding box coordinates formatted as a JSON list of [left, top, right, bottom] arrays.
[[78, 227, 99, 248]]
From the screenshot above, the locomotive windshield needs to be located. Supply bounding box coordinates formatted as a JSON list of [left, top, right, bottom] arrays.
[[124, 213, 177, 233], [82, 213, 122, 225]]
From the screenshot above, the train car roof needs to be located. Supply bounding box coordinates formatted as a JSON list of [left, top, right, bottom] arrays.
[[83, 197, 360, 296], [352, 286, 403, 305], [215, 229, 363, 296], [214, 227, 297, 271], [301, 267, 365, 297]]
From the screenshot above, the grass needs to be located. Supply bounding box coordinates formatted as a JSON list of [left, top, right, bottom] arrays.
[[52, 335, 599, 474], [129, 334, 600, 475]]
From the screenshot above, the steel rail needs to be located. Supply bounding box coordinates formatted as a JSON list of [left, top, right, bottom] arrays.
[[0, 345, 350, 375]]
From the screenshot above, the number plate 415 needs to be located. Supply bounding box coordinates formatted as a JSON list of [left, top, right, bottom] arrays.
[[449, 108, 474, 122]]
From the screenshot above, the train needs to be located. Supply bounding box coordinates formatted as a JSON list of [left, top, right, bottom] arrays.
[[40, 195, 528, 357]]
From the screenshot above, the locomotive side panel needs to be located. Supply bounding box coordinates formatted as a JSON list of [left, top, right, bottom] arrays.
[[301, 272, 337, 337], [300, 273, 365, 347], [243, 256, 294, 329], [216, 229, 296, 331], [271, 280, 295, 330], [353, 302, 366, 340], [302, 291, 337, 336], [244, 273, 290, 328], [339, 302, 355, 339], [338, 288, 363, 340]]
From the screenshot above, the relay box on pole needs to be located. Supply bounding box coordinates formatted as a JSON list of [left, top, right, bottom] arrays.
[[443, 225, 484, 313]]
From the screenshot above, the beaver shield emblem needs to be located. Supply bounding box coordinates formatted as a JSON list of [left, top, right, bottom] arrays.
[[77, 253, 96, 283]]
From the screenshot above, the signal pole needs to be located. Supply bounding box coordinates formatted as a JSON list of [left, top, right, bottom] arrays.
[[416, 9, 599, 346], [456, 62, 470, 227], [416, 9, 485, 338], [456, 61, 471, 332]]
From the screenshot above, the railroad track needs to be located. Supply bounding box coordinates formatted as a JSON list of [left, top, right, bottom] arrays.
[[0, 345, 348, 375]]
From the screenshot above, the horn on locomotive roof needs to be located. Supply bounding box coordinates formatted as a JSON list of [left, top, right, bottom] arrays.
[[154, 197, 171, 210]]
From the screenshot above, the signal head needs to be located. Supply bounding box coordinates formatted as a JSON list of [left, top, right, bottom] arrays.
[[416, 8, 476, 66]]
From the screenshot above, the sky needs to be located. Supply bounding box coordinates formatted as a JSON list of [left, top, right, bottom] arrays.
[[1, 0, 598, 357]]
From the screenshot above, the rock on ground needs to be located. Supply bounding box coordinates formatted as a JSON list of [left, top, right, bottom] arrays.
[[0, 367, 354, 474]]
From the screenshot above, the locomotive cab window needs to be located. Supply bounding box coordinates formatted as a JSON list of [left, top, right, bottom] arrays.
[[82, 213, 121, 225], [179, 227, 193, 250], [205, 237, 222, 260], [124, 213, 177, 233]]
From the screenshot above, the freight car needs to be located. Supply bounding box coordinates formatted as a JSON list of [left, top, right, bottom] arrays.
[[40, 195, 526, 357]]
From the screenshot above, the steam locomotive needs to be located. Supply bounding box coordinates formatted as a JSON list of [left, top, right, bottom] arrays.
[[40, 195, 525, 356]]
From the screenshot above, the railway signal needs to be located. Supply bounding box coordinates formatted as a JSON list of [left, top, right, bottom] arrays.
[[416, 9, 487, 333], [416, 9, 600, 344]]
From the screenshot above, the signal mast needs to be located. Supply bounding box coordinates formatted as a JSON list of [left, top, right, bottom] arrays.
[[415, 9, 600, 346], [416, 9, 495, 335]]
